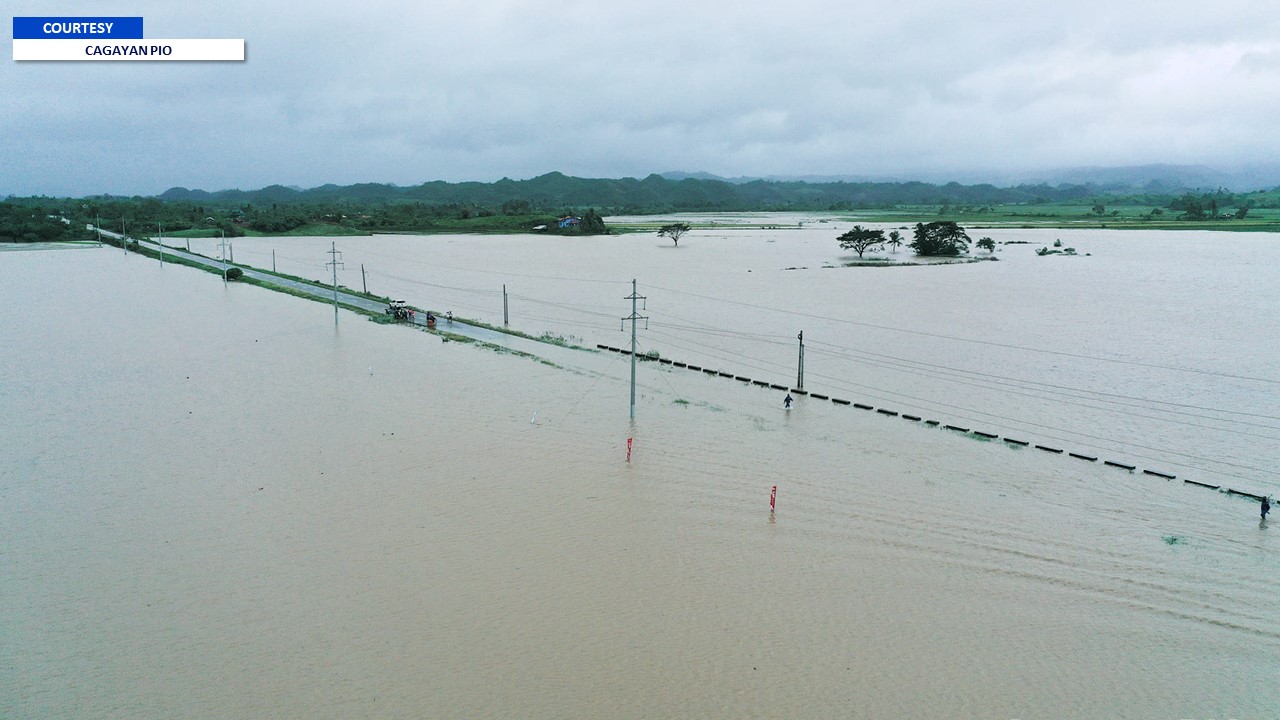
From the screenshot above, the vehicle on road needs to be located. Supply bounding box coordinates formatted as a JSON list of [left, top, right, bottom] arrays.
[[386, 300, 414, 322]]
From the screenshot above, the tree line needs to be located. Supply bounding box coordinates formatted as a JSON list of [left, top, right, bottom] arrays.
[[0, 195, 611, 239], [23, 171, 1280, 216], [5, 173, 1280, 242], [0, 202, 85, 243], [149, 174, 1280, 213]]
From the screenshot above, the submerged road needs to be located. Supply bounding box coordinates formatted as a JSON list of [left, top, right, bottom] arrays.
[[91, 227, 594, 363]]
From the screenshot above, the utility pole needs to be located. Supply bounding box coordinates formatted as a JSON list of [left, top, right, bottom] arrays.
[[120, 220, 127, 255], [326, 242, 344, 324], [796, 331, 805, 390], [503, 284, 509, 326], [95, 214, 101, 245], [361, 264, 367, 294], [158, 223, 164, 265], [272, 249, 276, 272], [217, 231, 230, 283], [622, 279, 649, 419]]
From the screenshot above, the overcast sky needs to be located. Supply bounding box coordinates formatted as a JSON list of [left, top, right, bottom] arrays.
[[4, 0, 1279, 196]]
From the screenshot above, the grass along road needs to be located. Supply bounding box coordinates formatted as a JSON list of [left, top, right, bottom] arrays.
[[90, 226, 595, 363]]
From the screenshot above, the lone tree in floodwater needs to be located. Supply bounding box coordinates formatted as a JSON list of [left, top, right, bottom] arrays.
[[887, 230, 903, 252], [910, 221, 970, 256], [976, 237, 996, 253], [837, 225, 886, 258], [658, 222, 691, 246]]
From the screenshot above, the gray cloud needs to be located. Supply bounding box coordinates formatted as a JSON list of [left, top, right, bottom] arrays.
[[4, 0, 1279, 195]]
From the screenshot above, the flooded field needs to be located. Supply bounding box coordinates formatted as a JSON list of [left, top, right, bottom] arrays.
[[3, 224, 1278, 718], [184, 220, 1280, 492]]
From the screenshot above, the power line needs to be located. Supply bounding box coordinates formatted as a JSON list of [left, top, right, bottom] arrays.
[[644, 282, 1280, 386], [645, 329, 797, 379], [635, 326, 1276, 480], [508, 293, 623, 319], [797, 367, 1274, 478], [348, 247, 628, 285], [623, 280, 649, 419], [629, 308, 1280, 432], [817, 351, 1280, 441], [805, 339, 1280, 422], [652, 323, 1276, 454], [630, 338, 1268, 486], [325, 242, 344, 324], [369, 270, 503, 298], [801, 345, 1280, 434]]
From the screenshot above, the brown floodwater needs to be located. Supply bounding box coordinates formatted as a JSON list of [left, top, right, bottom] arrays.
[[2, 231, 1277, 719], [183, 221, 1280, 492]]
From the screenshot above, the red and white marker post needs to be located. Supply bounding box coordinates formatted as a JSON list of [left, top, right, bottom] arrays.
[[626, 437, 633, 463], [770, 485, 777, 511]]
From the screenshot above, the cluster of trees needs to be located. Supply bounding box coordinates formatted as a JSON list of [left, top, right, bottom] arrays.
[[237, 202, 611, 234], [0, 195, 612, 237], [0, 202, 86, 243], [3, 196, 247, 238], [910, 221, 971, 255], [837, 222, 995, 257], [1168, 191, 1252, 220], [245, 206, 312, 232], [571, 209, 608, 235]]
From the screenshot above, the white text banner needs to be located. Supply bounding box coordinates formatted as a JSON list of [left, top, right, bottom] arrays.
[[14, 39, 244, 61]]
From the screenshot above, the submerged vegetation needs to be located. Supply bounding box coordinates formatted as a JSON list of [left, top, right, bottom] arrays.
[[838, 221, 985, 260], [657, 222, 691, 246], [909, 221, 970, 256], [837, 225, 885, 258]]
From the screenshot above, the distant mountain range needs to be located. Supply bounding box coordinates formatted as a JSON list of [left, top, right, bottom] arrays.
[[661, 164, 1280, 192], [91, 165, 1278, 213]]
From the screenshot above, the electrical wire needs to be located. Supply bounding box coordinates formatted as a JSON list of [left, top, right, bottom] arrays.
[[625, 308, 1280, 433], [344, 245, 629, 285], [630, 320, 1276, 482], [797, 366, 1274, 478], [643, 282, 1280, 386], [805, 340, 1280, 422], [800, 346, 1280, 437]]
